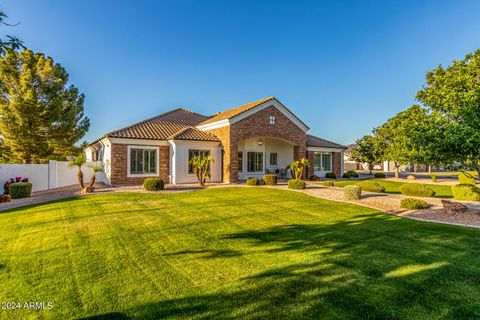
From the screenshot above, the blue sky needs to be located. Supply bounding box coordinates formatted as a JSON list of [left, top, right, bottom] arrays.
[[3, 0, 480, 144]]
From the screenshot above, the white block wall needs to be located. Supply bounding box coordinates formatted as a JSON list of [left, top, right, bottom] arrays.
[[0, 161, 107, 193]]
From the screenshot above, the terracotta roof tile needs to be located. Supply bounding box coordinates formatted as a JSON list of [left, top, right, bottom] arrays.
[[198, 96, 275, 126], [170, 127, 219, 141], [307, 134, 346, 149], [106, 108, 210, 140]]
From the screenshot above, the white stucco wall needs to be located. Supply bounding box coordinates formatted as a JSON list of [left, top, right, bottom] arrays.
[[170, 140, 222, 184]]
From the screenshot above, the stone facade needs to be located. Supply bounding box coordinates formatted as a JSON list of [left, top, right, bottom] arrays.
[[110, 144, 169, 185], [205, 105, 307, 182]]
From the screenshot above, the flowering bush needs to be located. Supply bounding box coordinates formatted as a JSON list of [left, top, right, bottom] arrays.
[[4, 177, 29, 194]]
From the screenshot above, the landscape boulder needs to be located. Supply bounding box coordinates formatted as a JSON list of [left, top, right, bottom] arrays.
[[441, 200, 468, 215], [0, 195, 11, 203]]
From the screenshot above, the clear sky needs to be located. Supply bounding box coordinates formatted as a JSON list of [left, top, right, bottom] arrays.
[[3, 0, 480, 144]]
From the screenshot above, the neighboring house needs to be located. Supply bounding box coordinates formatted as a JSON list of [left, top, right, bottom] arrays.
[[85, 96, 346, 185], [344, 143, 384, 171]]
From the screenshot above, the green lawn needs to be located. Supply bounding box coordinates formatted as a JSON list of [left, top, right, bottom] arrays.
[[1, 188, 480, 319], [334, 179, 454, 198]]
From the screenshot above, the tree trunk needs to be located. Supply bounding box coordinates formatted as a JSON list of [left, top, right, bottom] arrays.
[[88, 175, 96, 189], [368, 163, 373, 175], [77, 168, 85, 189], [428, 164, 432, 173], [394, 163, 399, 179], [414, 164, 418, 173]]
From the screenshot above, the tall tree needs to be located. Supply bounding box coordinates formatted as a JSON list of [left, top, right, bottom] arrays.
[[374, 105, 435, 178], [416, 49, 480, 179], [0, 49, 89, 163], [350, 135, 383, 174]]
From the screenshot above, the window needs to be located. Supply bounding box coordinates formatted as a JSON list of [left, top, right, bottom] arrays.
[[188, 149, 210, 174], [270, 152, 278, 166], [238, 151, 243, 172], [247, 152, 263, 172], [314, 153, 332, 172], [269, 115, 276, 125], [130, 148, 157, 175]]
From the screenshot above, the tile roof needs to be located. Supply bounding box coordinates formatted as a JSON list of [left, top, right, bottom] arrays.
[[106, 108, 210, 140], [307, 134, 346, 149], [170, 127, 219, 141], [198, 96, 275, 126]]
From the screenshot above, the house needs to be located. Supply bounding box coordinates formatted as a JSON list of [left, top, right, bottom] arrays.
[[85, 96, 346, 185], [344, 143, 384, 172]]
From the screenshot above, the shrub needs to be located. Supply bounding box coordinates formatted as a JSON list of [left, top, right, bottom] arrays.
[[346, 170, 359, 178], [9, 182, 33, 199], [344, 185, 361, 200], [400, 198, 429, 210], [322, 181, 334, 187], [342, 173, 350, 178], [431, 174, 437, 183], [246, 177, 258, 186], [458, 173, 476, 185], [4, 176, 29, 194], [374, 172, 386, 178], [288, 179, 306, 189], [262, 174, 277, 185], [452, 184, 480, 201], [325, 172, 336, 179], [143, 178, 164, 191], [355, 180, 385, 193], [407, 175, 416, 180], [399, 183, 436, 197], [309, 175, 320, 181]]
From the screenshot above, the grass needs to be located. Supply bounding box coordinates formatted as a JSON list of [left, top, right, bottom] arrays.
[[334, 178, 453, 198], [1, 188, 480, 319]]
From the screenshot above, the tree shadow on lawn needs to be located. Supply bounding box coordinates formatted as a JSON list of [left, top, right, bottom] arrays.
[[109, 215, 480, 319]]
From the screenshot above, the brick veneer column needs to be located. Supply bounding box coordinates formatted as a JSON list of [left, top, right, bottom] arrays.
[[110, 144, 169, 185], [332, 152, 341, 177], [306, 150, 314, 178]]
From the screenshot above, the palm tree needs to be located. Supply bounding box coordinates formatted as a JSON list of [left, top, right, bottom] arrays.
[[68, 155, 86, 190], [87, 165, 103, 190], [190, 155, 213, 187], [290, 158, 310, 180]]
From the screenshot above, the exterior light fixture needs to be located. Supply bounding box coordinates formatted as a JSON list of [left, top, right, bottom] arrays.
[[258, 139, 263, 146]]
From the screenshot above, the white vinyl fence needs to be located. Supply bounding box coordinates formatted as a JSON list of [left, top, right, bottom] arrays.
[[0, 161, 107, 192]]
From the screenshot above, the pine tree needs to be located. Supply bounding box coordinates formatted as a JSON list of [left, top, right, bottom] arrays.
[[0, 49, 89, 163]]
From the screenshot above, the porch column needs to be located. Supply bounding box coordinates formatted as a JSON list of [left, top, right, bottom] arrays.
[[293, 145, 307, 179], [306, 150, 314, 178], [332, 152, 342, 177], [228, 141, 239, 183]]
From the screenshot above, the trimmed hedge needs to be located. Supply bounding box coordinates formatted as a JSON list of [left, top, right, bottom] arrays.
[[325, 172, 336, 179], [346, 170, 359, 178], [322, 181, 334, 187], [246, 177, 259, 186], [407, 175, 416, 180], [431, 174, 437, 183], [400, 198, 429, 210], [374, 173, 386, 178], [143, 178, 164, 191], [458, 173, 476, 185], [288, 179, 306, 190], [342, 173, 350, 178], [263, 174, 277, 185], [355, 180, 385, 193], [9, 182, 33, 199], [452, 184, 480, 201], [399, 183, 436, 197], [309, 175, 320, 181], [344, 185, 361, 200]]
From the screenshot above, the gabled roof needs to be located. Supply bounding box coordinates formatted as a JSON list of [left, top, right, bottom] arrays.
[[170, 127, 219, 142], [198, 96, 275, 126], [307, 134, 346, 149], [105, 108, 209, 140], [345, 144, 357, 152]]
